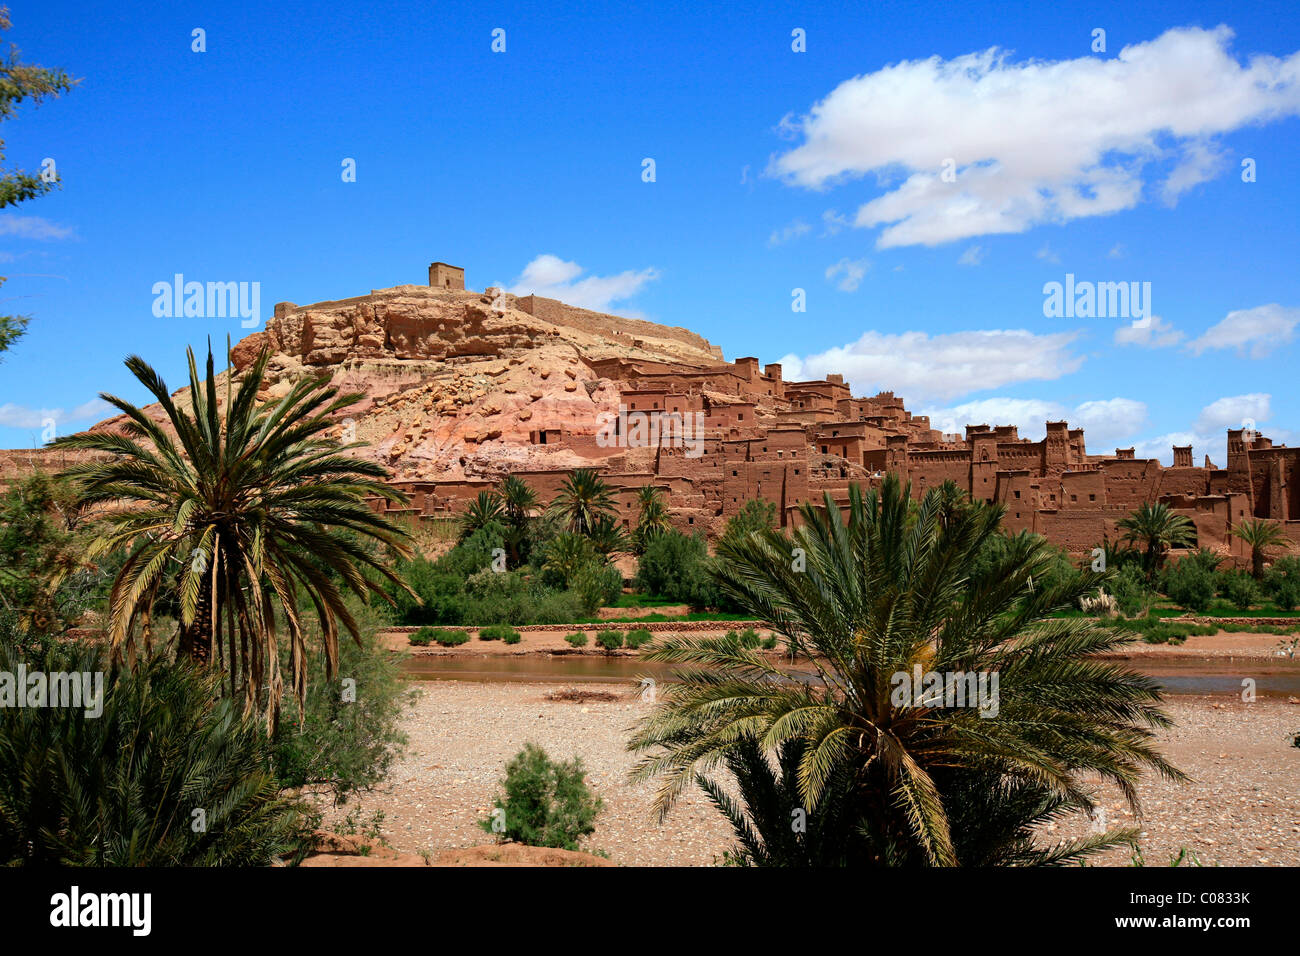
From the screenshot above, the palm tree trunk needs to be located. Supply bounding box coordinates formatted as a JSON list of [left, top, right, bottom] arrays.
[[179, 583, 213, 665]]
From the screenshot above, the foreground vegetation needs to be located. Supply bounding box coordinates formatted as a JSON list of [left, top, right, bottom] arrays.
[[630, 476, 1184, 866]]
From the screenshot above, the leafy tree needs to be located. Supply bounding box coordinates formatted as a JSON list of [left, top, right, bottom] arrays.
[[721, 498, 778, 546], [1265, 556, 1300, 611], [1219, 571, 1260, 612], [1231, 518, 1288, 580], [1117, 502, 1196, 580], [548, 468, 617, 536], [271, 603, 416, 802], [634, 529, 721, 608], [1106, 562, 1155, 618], [52, 345, 413, 727], [1160, 558, 1216, 613], [630, 476, 1182, 866], [0, 9, 78, 360]]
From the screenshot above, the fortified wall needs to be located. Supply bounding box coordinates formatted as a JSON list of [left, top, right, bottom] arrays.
[[6, 261, 1296, 567]]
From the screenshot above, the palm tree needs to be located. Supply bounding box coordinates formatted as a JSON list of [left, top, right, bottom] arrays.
[[498, 474, 538, 525], [549, 468, 617, 536], [1231, 518, 1288, 580], [541, 532, 597, 588], [587, 513, 630, 557], [458, 490, 505, 544], [52, 346, 413, 725], [1117, 501, 1196, 580], [629, 475, 1183, 866], [633, 486, 671, 553], [497, 474, 538, 566]]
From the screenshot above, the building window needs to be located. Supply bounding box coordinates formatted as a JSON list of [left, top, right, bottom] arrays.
[[1089, 493, 1096, 502], [1014, 490, 1020, 499]]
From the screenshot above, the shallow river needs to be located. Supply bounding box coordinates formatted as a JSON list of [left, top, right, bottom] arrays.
[[403, 654, 1300, 698]]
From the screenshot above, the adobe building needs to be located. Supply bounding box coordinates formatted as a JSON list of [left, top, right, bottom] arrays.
[[9, 261, 1296, 572], [428, 261, 465, 290]]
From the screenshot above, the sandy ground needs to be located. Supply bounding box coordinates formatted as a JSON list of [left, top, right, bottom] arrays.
[[322, 679, 1300, 867]]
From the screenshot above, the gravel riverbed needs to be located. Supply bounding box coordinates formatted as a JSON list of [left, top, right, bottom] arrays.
[[323, 681, 1300, 867]]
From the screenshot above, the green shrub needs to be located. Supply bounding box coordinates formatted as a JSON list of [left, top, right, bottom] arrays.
[[0, 635, 310, 865], [1108, 562, 1155, 617], [1266, 557, 1300, 611], [624, 627, 653, 649], [760, 632, 778, 650], [595, 629, 624, 651], [412, 627, 469, 647], [564, 631, 588, 647], [733, 628, 761, 649], [1160, 559, 1216, 613], [720, 499, 778, 546], [572, 561, 623, 612], [479, 624, 517, 641], [1220, 571, 1260, 611], [635, 530, 731, 609], [479, 743, 602, 850], [273, 615, 415, 801], [1113, 616, 1216, 645]]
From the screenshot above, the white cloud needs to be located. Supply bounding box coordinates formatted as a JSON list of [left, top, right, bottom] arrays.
[[0, 215, 76, 241], [1187, 304, 1300, 358], [767, 220, 812, 247], [1114, 315, 1183, 348], [1130, 393, 1285, 466], [821, 208, 851, 236], [1129, 431, 1214, 467], [508, 254, 659, 313], [1160, 140, 1227, 205], [825, 257, 871, 291], [768, 26, 1300, 247], [1072, 397, 1150, 446], [1035, 243, 1061, 264], [921, 397, 1062, 436], [0, 398, 110, 429], [1195, 393, 1270, 433], [957, 244, 986, 266], [779, 328, 1083, 403], [920, 395, 1146, 447], [1107, 243, 1125, 258]]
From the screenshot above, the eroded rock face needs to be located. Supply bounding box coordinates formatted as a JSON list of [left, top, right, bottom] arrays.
[[222, 285, 724, 485]]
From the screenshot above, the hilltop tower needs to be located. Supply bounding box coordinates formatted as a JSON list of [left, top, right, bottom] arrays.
[[428, 261, 465, 290]]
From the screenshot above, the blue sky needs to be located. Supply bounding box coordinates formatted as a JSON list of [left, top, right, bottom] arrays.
[[3, 0, 1299, 466]]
